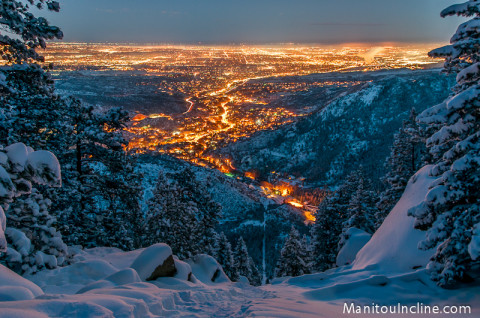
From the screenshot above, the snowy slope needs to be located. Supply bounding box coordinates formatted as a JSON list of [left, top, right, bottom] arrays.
[[353, 165, 437, 273]]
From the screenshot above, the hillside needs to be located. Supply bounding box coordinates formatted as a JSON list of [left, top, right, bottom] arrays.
[[216, 69, 455, 186]]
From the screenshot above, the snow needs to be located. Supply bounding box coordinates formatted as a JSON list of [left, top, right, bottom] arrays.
[[0, 206, 6, 252], [0, 166, 14, 201], [0, 244, 477, 317], [25, 150, 62, 187], [0, 286, 36, 302], [27, 259, 118, 294], [353, 165, 437, 273], [186, 254, 230, 284], [446, 86, 480, 110], [5, 143, 29, 173], [105, 268, 142, 285], [6, 228, 31, 257], [468, 222, 480, 260], [336, 228, 371, 267], [457, 62, 480, 83], [0, 265, 43, 299], [441, 1, 480, 17], [130, 243, 173, 281], [172, 257, 192, 281]]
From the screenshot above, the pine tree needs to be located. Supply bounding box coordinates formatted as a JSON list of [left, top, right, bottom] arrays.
[[44, 102, 143, 250], [248, 256, 263, 286], [300, 234, 312, 274], [310, 169, 361, 272], [275, 226, 309, 277], [3, 189, 68, 274], [339, 171, 376, 250], [234, 236, 256, 283], [0, 143, 63, 274], [376, 109, 424, 227], [0, 1, 144, 251], [169, 167, 221, 255], [408, 1, 480, 287], [310, 193, 342, 271], [145, 172, 198, 259], [215, 232, 239, 281], [0, 0, 62, 64]]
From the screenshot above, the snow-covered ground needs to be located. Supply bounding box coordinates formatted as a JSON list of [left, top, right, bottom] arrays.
[[0, 165, 479, 317]]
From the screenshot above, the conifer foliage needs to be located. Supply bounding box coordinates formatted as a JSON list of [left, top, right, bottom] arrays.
[[234, 236, 262, 285], [0, 0, 63, 64], [376, 108, 424, 227], [0, 143, 65, 274], [275, 226, 310, 277], [214, 232, 239, 282], [338, 168, 377, 250], [145, 168, 221, 259], [409, 0, 480, 287]]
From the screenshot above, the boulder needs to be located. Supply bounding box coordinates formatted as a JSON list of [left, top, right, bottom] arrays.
[[130, 243, 176, 281]]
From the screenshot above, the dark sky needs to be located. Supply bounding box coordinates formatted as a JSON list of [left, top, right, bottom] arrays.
[[44, 0, 465, 44]]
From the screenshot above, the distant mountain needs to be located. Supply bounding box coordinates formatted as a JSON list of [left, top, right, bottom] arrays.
[[215, 69, 455, 187]]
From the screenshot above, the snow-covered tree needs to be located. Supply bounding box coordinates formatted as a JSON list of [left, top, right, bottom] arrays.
[[409, 1, 480, 287], [338, 169, 377, 251], [376, 109, 424, 227], [3, 189, 68, 274], [214, 232, 239, 281], [0, 143, 64, 274], [0, 0, 62, 64], [169, 167, 221, 256], [145, 171, 198, 259], [0, 1, 143, 251], [310, 169, 363, 272], [39, 101, 144, 250], [300, 234, 312, 274], [310, 192, 343, 271], [233, 236, 261, 285], [275, 226, 310, 277]]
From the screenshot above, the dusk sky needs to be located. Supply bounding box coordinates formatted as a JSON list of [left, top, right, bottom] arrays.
[[45, 0, 465, 44]]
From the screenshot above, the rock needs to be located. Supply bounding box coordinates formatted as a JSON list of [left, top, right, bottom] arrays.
[[146, 255, 176, 281], [130, 243, 176, 281]]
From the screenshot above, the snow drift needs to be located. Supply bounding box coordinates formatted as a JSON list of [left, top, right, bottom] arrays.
[[353, 165, 437, 272]]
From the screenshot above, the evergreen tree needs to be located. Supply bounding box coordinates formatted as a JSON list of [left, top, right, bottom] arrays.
[[376, 108, 424, 227], [0, 1, 144, 251], [215, 232, 239, 281], [49, 102, 143, 250], [234, 236, 260, 284], [339, 171, 376, 250], [300, 234, 313, 274], [0, 142, 63, 274], [248, 256, 263, 286], [3, 189, 68, 274], [0, 0, 62, 64], [310, 169, 362, 272], [145, 172, 198, 259], [169, 167, 221, 255], [310, 192, 342, 271], [275, 226, 309, 277], [408, 1, 480, 287]]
